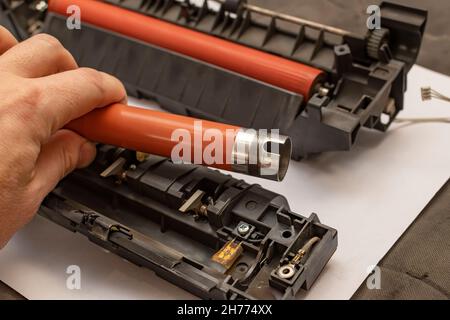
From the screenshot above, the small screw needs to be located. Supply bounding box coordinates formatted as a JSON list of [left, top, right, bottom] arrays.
[[237, 223, 251, 236], [129, 164, 137, 171], [277, 264, 295, 279]]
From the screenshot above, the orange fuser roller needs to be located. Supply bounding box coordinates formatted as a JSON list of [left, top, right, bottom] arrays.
[[48, 0, 323, 99], [66, 104, 291, 181]]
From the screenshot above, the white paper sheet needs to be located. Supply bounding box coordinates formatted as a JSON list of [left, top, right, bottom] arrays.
[[0, 65, 449, 300]]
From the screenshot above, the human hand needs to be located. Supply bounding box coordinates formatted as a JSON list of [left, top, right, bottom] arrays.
[[0, 27, 126, 247]]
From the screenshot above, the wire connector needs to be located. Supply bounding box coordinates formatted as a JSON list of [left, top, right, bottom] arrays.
[[421, 86, 450, 103]]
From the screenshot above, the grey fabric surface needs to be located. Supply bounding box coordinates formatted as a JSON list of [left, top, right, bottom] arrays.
[[353, 180, 450, 299], [353, 267, 448, 300], [0, 282, 24, 300]]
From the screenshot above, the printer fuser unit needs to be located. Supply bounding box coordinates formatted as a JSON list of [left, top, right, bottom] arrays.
[[2, 0, 427, 158], [41, 146, 337, 300], [0, 0, 427, 300], [40, 0, 426, 159]]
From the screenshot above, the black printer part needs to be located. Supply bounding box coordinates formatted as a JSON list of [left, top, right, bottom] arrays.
[[0, 1, 428, 158], [106, 0, 426, 73], [38, 1, 426, 159], [0, 1, 339, 301], [0, 0, 47, 40], [40, 145, 338, 300]]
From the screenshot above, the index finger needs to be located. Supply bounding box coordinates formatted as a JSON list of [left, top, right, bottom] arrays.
[[0, 33, 77, 78], [0, 26, 18, 55], [35, 67, 127, 140]]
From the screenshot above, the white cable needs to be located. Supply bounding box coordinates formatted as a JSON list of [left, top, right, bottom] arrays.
[[394, 117, 450, 124], [392, 87, 450, 124]]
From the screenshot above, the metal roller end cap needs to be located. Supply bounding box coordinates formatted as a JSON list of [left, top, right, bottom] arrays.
[[231, 130, 292, 181]]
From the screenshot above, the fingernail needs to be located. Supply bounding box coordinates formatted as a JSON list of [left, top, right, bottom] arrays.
[[78, 141, 97, 168]]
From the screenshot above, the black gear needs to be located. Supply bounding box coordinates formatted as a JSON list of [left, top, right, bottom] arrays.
[[367, 28, 390, 60]]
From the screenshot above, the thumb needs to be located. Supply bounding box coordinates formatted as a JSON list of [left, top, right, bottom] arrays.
[[31, 129, 96, 199]]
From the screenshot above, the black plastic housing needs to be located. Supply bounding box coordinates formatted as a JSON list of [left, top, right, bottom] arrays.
[[0, 1, 340, 301], [0, 0, 24, 38], [41, 0, 427, 159], [0, 0, 46, 40], [0, 0, 426, 300], [105, 1, 426, 72], [41, 146, 338, 300]]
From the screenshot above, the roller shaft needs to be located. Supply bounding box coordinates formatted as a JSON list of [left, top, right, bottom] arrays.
[[66, 104, 291, 181]]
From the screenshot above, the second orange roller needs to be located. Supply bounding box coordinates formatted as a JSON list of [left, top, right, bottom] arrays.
[[48, 0, 324, 99]]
